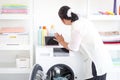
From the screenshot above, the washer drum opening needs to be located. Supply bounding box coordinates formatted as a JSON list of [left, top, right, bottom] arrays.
[[46, 64, 74, 80]]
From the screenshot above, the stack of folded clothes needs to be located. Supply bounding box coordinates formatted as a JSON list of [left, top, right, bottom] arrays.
[[99, 31, 120, 44], [1, 4, 28, 14]]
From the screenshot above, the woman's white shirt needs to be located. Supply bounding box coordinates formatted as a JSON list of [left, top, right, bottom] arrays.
[[68, 18, 112, 79]]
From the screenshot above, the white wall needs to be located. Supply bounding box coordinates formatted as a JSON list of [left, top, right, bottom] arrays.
[[33, 0, 88, 45]]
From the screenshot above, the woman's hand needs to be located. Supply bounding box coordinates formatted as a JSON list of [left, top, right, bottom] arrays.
[[54, 33, 69, 50], [54, 33, 64, 43]]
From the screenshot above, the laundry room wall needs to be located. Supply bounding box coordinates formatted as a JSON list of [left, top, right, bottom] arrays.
[[33, 1, 88, 80], [33, 0, 88, 45]]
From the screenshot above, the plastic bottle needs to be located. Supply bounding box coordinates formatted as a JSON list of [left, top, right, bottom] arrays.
[[119, 5, 120, 15], [42, 26, 47, 46], [113, 0, 117, 15], [49, 24, 55, 36], [38, 26, 42, 46]]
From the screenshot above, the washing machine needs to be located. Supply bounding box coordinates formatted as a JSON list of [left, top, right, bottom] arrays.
[[35, 46, 84, 80]]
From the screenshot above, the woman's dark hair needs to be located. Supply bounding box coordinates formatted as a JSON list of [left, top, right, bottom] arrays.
[[58, 6, 79, 22]]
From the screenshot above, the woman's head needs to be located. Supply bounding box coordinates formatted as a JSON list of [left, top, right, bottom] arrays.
[[58, 6, 79, 24]]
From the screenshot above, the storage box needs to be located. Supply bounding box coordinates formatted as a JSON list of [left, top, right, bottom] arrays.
[[16, 58, 30, 68]]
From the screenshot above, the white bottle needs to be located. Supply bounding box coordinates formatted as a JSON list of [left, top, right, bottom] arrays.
[[49, 25, 55, 36]]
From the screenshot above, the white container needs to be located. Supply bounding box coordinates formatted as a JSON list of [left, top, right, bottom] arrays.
[[16, 58, 30, 68]]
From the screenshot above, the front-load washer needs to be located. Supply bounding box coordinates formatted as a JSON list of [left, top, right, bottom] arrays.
[[35, 47, 84, 80]]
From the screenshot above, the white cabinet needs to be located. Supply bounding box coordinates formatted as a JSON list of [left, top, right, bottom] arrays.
[[0, 0, 33, 74]]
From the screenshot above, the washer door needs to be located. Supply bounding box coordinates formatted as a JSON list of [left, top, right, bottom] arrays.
[[29, 64, 44, 80], [46, 64, 74, 80]]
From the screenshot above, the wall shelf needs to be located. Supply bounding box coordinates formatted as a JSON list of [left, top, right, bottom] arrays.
[[88, 15, 120, 21], [0, 45, 30, 50], [0, 14, 30, 20], [105, 44, 120, 50], [0, 68, 31, 73]]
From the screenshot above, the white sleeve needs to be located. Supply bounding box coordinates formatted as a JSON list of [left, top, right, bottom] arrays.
[[68, 30, 81, 51]]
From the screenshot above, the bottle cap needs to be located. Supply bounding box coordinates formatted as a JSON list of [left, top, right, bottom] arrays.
[[39, 26, 41, 29], [51, 25, 54, 29], [43, 26, 46, 29]]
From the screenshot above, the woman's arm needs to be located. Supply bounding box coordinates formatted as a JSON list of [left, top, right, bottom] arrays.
[[54, 33, 70, 50]]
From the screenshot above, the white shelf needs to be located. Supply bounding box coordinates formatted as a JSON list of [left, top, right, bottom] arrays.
[[0, 63, 31, 73], [0, 0, 33, 75], [0, 45, 30, 50], [111, 66, 120, 72], [0, 68, 31, 73], [0, 14, 30, 20], [36, 45, 63, 48], [105, 44, 120, 50], [88, 15, 120, 21]]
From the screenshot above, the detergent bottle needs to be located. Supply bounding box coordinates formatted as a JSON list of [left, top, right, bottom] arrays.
[[42, 26, 47, 46], [38, 26, 42, 46], [49, 24, 55, 36]]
